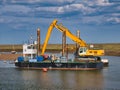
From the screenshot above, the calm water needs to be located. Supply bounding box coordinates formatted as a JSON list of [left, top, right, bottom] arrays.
[[0, 56, 120, 90]]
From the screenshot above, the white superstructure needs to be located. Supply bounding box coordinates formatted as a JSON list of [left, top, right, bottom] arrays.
[[23, 43, 37, 59]]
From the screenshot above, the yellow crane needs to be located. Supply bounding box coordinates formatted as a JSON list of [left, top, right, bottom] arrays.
[[41, 19, 104, 56]]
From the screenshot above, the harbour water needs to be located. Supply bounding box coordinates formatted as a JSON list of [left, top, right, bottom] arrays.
[[0, 56, 120, 90]]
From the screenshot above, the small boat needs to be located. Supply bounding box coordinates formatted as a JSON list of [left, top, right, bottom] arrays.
[[3, 60, 7, 63], [101, 59, 109, 67], [11, 51, 17, 54]]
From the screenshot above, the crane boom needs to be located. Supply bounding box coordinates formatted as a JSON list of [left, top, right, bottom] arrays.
[[41, 19, 104, 56], [41, 20, 56, 55], [41, 19, 87, 55]]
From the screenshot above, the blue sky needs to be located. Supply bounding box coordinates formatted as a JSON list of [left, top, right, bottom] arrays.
[[0, 0, 120, 44]]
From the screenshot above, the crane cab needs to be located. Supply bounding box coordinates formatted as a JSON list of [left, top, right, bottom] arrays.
[[78, 47, 87, 56]]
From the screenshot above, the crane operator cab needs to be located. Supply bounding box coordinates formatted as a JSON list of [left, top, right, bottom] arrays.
[[78, 47, 87, 55]]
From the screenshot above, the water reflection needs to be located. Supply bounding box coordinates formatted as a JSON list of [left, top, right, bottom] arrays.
[[21, 70, 104, 89]]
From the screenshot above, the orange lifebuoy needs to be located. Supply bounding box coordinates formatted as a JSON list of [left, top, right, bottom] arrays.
[[42, 68, 48, 72]]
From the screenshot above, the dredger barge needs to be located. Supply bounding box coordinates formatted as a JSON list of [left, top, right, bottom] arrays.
[[15, 44, 104, 70], [15, 19, 108, 70]]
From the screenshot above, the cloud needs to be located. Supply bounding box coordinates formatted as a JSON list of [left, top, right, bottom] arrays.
[[83, 0, 113, 6], [81, 15, 105, 25], [0, 18, 4, 23], [81, 14, 120, 25], [10, 0, 74, 3], [0, 0, 120, 26], [1, 5, 31, 14], [107, 17, 120, 23], [57, 3, 96, 14], [3, 0, 74, 6], [111, 13, 120, 17]]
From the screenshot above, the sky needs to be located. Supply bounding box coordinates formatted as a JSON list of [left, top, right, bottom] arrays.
[[0, 0, 120, 44]]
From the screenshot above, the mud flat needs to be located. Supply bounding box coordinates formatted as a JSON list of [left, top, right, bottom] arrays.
[[0, 54, 22, 60]]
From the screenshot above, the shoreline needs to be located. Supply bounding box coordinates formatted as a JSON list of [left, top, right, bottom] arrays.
[[0, 43, 120, 60]]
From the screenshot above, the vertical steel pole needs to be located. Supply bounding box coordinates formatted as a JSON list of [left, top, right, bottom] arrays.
[[75, 30, 80, 56], [62, 30, 66, 57], [37, 28, 40, 56], [76, 30, 80, 47], [76, 30, 80, 49]]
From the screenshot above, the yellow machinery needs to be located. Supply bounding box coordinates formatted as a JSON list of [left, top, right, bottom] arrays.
[[41, 19, 104, 56]]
